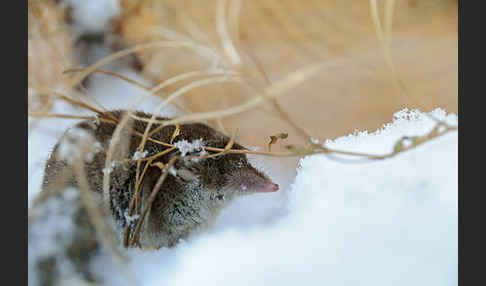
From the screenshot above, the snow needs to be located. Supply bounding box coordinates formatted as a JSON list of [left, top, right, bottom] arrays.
[[174, 138, 205, 156], [29, 187, 79, 260], [29, 94, 457, 285], [88, 109, 457, 286], [102, 160, 119, 175], [28, 80, 457, 286], [169, 166, 178, 176], [28, 100, 84, 203], [132, 150, 149, 160], [28, 187, 81, 286], [124, 210, 140, 224]]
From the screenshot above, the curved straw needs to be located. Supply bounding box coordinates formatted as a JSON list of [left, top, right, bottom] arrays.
[[217, 0, 241, 66], [135, 75, 243, 152], [384, 0, 396, 48], [68, 41, 223, 90], [157, 62, 325, 126], [74, 147, 139, 286]]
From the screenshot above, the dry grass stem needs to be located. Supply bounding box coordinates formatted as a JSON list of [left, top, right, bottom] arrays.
[[102, 111, 134, 213], [73, 145, 138, 286], [216, 118, 228, 134], [28, 85, 106, 116], [129, 157, 178, 247], [217, 0, 241, 66], [156, 62, 326, 126], [169, 124, 181, 144], [228, 0, 242, 50], [241, 48, 313, 140], [134, 75, 243, 167], [199, 129, 238, 160], [68, 40, 227, 90], [28, 113, 97, 121], [65, 68, 197, 114]]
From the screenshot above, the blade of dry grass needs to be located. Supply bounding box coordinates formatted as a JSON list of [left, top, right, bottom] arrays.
[[228, 0, 242, 50], [65, 68, 193, 114], [28, 113, 97, 121], [28, 85, 106, 116], [129, 157, 178, 247], [157, 62, 325, 126], [217, 0, 241, 66], [384, 0, 396, 48], [73, 145, 139, 286], [102, 111, 134, 212], [199, 129, 237, 159], [68, 40, 226, 90], [135, 75, 243, 153]]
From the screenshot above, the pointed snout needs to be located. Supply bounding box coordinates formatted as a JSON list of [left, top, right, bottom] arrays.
[[234, 165, 280, 193], [266, 183, 280, 192], [255, 182, 279, 193]]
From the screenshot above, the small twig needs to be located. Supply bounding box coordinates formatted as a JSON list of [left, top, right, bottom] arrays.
[[64, 68, 192, 114], [169, 124, 181, 144], [129, 157, 178, 247], [31, 107, 457, 162], [216, 118, 228, 135], [28, 113, 97, 121], [28, 85, 106, 117], [122, 147, 178, 247], [67, 40, 223, 90], [198, 129, 238, 160]]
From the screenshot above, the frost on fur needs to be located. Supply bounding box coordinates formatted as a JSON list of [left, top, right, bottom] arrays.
[[169, 166, 178, 176], [102, 160, 119, 175], [132, 150, 148, 160], [124, 210, 140, 224], [174, 138, 204, 156]]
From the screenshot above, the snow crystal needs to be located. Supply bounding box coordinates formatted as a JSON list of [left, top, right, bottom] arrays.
[[124, 210, 140, 224], [94, 114, 100, 126], [174, 139, 204, 156], [102, 160, 119, 175], [393, 108, 421, 121], [169, 166, 178, 176], [132, 150, 149, 160], [185, 150, 209, 163]]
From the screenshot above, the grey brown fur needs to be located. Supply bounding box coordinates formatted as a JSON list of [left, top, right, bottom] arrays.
[[41, 110, 278, 248]]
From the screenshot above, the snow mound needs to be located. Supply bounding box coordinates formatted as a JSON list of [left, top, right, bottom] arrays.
[[97, 108, 457, 286]]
